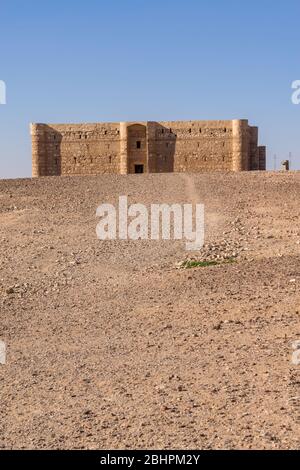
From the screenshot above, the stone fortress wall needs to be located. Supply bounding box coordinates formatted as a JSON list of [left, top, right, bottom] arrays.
[[31, 120, 266, 177]]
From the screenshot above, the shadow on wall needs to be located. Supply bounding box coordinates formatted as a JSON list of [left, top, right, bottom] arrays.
[[45, 125, 63, 176], [127, 123, 148, 174], [149, 122, 177, 173], [43, 122, 178, 176]]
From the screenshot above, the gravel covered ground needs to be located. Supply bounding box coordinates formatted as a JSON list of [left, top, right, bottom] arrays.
[[0, 171, 300, 449]]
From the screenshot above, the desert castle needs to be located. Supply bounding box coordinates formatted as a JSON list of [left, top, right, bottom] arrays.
[[31, 119, 266, 177]]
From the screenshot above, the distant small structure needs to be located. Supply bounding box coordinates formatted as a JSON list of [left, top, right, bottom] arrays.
[[281, 160, 290, 171]]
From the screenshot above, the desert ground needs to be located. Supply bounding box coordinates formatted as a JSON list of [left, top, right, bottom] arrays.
[[0, 171, 299, 450]]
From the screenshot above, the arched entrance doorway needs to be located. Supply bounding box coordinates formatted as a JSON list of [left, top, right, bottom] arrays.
[[127, 124, 147, 174]]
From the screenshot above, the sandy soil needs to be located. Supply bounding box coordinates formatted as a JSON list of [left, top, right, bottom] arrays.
[[0, 171, 299, 449]]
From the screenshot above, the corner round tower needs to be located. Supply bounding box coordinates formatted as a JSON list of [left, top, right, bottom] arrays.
[[30, 123, 46, 177], [232, 119, 249, 171], [119, 122, 128, 174]]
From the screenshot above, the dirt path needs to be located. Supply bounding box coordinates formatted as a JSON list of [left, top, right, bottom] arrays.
[[181, 173, 201, 205]]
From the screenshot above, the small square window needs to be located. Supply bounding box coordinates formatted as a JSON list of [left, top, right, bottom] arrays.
[[136, 141, 141, 149]]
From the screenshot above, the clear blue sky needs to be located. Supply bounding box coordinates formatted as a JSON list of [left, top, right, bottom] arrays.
[[0, 0, 299, 178]]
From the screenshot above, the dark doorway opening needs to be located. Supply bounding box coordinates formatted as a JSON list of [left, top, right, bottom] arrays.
[[134, 164, 144, 174]]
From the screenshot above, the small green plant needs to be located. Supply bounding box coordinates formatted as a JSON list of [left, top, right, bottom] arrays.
[[179, 258, 236, 269]]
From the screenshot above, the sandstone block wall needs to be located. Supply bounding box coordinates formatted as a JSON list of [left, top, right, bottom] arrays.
[[31, 120, 266, 177]]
